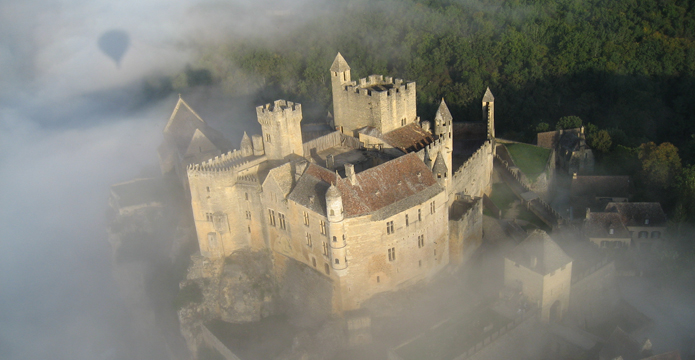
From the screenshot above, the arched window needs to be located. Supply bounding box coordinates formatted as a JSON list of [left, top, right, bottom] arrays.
[[324, 263, 330, 275], [638, 231, 649, 239], [651, 231, 661, 239], [312, 258, 316, 268]]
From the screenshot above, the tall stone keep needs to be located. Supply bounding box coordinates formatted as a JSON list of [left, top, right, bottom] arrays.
[[330, 53, 417, 135], [257, 100, 304, 160], [483, 87, 495, 139]]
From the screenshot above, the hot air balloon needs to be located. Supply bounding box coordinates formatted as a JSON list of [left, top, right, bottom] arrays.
[[98, 30, 130, 67]]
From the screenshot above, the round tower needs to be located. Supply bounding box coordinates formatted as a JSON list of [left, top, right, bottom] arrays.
[[326, 182, 348, 274], [326, 183, 344, 222]]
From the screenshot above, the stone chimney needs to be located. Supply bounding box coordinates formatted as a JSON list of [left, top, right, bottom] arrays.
[[345, 163, 357, 185], [421, 120, 431, 133], [326, 154, 335, 170]]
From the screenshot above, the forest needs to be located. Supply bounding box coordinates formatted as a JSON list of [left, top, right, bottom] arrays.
[[158, 0, 695, 222]]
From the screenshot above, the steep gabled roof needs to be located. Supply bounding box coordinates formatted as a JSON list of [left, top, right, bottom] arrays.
[[605, 202, 667, 227], [435, 99, 453, 124], [506, 230, 572, 275], [483, 87, 494, 102], [289, 153, 441, 218], [164, 97, 205, 137], [185, 129, 218, 157], [330, 52, 351, 72], [263, 163, 295, 198], [585, 212, 631, 239], [432, 151, 448, 176]]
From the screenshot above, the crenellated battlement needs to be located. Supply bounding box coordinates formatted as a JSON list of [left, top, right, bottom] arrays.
[[453, 140, 492, 181], [256, 100, 302, 126], [187, 149, 266, 177], [341, 75, 415, 98]]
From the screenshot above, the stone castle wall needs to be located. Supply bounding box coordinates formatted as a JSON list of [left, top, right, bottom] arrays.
[[333, 75, 417, 135], [451, 140, 494, 198], [449, 197, 483, 265]]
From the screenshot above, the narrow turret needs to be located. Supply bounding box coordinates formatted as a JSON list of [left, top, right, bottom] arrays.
[[483, 87, 495, 139]]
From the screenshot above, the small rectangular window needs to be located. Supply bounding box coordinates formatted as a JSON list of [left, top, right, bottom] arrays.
[[245, 211, 251, 220], [268, 209, 276, 226], [418, 209, 422, 221], [278, 213, 286, 230], [306, 233, 312, 247], [206, 213, 213, 222], [386, 221, 394, 234], [245, 192, 249, 201], [405, 214, 409, 226], [388, 247, 396, 261], [418, 235, 424, 248], [266, 134, 271, 142], [335, 258, 340, 264], [430, 201, 436, 214], [320, 220, 327, 235], [323, 242, 329, 257], [303, 211, 309, 226]]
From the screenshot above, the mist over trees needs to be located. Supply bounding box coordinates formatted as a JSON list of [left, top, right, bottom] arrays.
[[163, 0, 695, 157]]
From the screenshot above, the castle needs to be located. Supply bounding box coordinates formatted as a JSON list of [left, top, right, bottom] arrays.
[[160, 53, 496, 312]]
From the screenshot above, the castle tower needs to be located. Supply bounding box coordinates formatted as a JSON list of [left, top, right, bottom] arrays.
[[330, 53, 351, 133], [432, 151, 449, 188], [240, 132, 253, 157], [326, 178, 347, 275], [434, 99, 454, 185], [329, 53, 417, 135], [256, 100, 304, 160], [483, 87, 495, 139]]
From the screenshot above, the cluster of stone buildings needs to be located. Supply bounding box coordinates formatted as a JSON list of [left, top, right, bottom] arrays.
[[159, 53, 495, 313]]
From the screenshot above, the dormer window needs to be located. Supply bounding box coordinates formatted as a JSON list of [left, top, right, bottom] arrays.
[[609, 228, 614, 235], [645, 219, 649, 225]]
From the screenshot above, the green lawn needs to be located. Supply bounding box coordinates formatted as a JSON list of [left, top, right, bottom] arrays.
[[489, 183, 517, 210], [504, 143, 551, 181]]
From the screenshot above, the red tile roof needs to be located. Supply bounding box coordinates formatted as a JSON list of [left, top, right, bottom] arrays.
[[298, 153, 440, 217]]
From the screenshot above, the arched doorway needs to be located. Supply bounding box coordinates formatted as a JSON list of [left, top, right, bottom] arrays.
[[549, 300, 561, 323]]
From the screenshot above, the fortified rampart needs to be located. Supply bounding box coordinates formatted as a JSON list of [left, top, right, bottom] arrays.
[[450, 140, 494, 198]]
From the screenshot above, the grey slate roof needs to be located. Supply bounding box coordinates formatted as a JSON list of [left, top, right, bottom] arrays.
[[482, 87, 495, 102], [330, 52, 350, 72], [432, 151, 448, 176], [506, 230, 572, 275], [435, 99, 453, 124], [265, 163, 295, 198], [584, 212, 631, 239], [604, 202, 667, 227]]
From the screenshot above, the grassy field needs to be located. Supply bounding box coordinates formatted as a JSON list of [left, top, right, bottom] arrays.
[[504, 143, 551, 181]]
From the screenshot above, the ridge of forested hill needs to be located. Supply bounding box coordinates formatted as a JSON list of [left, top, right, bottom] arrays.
[[161, 0, 695, 164]]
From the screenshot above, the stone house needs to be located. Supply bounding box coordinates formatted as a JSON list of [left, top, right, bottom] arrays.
[[171, 53, 496, 313], [504, 230, 573, 323], [604, 202, 667, 251], [584, 210, 632, 249], [536, 127, 594, 175]]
